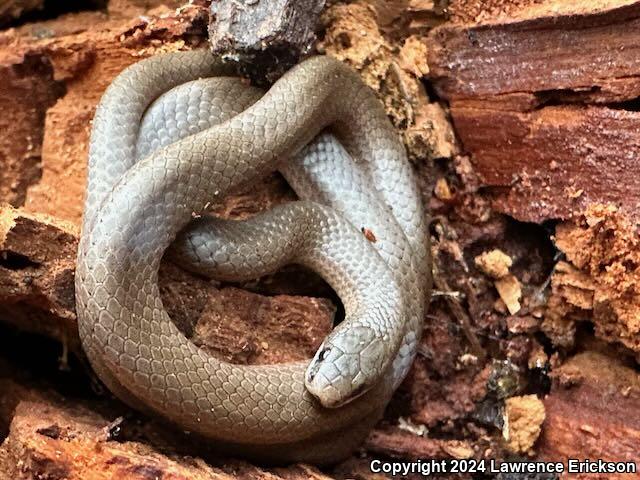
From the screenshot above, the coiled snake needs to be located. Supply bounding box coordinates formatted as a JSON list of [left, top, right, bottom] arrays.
[[75, 50, 431, 464]]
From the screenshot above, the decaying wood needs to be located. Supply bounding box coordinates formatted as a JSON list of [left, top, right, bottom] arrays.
[[319, 0, 457, 162], [0, 0, 43, 27], [544, 205, 640, 356], [366, 427, 480, 461], [503, 394, 545, 455], [0, 369, 334, 480], [427, 1, 640, 222], [0, 206, 78, 352], [0, 204, 334, 366], [6, 0, 640, 477], [209, 0, 326, 84], [539, 351, 640, 479], [0, 3, 209, 224], [0, 3, 468, 476], [0, 48, 63, 207]]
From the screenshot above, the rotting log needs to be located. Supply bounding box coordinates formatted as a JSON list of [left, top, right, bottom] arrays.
[[0, 0, 563, 476], [0, 2, 211, 223], [0, 204, 335, 366], [209, 0, 326, 84], [539, 351, 640, 479], [0, 371, 334, 480], [427, 1, 640, 222], [0, 0, 43, 27]]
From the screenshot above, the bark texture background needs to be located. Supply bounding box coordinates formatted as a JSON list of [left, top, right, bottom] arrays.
[[0, 0, 639, 478]]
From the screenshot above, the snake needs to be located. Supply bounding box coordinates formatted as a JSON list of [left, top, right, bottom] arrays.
[[75, 49, 431, 464]]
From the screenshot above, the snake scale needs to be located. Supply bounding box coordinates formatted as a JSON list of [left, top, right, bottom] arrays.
[[75, 50, 431, 464]]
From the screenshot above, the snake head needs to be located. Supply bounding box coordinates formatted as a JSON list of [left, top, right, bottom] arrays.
[[305, 325, 388, 408]]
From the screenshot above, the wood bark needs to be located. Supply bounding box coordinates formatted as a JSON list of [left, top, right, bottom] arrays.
[[0, 0, 43, 26], [0, 2, 477, 477], [0, 369, 334, 479], [209, 0, 325, 83], [539, 351, 640, 479], [3, 0, 640, 477], [428, 1, 640, 222]]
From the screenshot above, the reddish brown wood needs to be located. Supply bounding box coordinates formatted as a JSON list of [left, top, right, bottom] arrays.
[[452, 105, 640, 222], [0, 54, 63, 207], [0, 393, 333, 479], [539, 351, 640, 479], [427, 1, 640, 222], [0, 205, 334, 366], [429, 2, 640, 101], [0, 0, 44, 27]]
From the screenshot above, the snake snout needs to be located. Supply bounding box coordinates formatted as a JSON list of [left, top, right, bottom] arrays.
[[305, 327, 389, 408]]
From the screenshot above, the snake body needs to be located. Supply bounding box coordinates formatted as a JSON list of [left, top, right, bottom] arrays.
[[75, 50, 431, 463]]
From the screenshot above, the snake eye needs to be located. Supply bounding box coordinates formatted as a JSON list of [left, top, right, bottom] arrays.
[[306, 347, 331, 383], [317, 347, 330, 362]]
